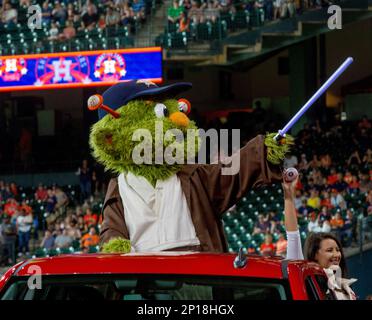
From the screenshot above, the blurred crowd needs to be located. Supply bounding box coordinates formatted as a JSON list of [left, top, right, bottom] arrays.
[[0, 0, 152, 37], [167, 0, 332, 33], [0, 159, 106, 266]]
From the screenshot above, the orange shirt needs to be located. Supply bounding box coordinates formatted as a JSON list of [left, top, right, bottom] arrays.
[[4, 202, 18, 216], [84, 214, 98, 226], [260, 243, 276, 256], [81, 233, 100, 248], [330, 218, 344, 228]]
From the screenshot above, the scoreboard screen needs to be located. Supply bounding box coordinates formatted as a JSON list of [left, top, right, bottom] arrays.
[[0, 47, 162, 92]]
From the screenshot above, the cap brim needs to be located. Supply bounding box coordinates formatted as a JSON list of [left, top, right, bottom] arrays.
[[124, 82, 192, 104]]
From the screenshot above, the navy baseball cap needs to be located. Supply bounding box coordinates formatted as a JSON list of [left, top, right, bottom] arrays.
[[98, 80, 192, 120]]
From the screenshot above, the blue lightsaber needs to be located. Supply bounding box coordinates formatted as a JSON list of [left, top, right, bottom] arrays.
[[274, 57, 354, 141]]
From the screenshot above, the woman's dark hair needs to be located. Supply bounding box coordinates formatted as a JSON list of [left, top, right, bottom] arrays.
[[304, 232, 348, 277]]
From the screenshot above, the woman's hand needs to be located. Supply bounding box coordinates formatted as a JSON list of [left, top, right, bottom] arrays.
[[282, 175, 298, 200]]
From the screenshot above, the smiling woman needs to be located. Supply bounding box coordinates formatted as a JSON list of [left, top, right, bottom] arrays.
[[282, 174, 357, 300]]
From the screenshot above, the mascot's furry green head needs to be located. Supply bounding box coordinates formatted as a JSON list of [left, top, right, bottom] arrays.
[[88, 80, 293, 253], [89, 80, 198, 187]]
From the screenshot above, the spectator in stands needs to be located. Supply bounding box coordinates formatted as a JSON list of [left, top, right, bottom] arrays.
[[330, 189, 346, 210], [204, 0, 221, 23], [274, 233, 286, 257], [0, 182, 12, 201], [359, 172, 372, 194], [347, 149, 362, 167], [52, 1, 67, 24], [263, 0, 274, 20], [1, 2, 17, 25], [320, 190, 332, 209], [81, 227, 100, 251], [284, 152, 298, 169], [58, 20, 76, 40], [218, 0, 236, 14], [347, 175, 360, 194], [131, 0, 146, 22], [332, 173, 348, 192], [318, 215, 332, 233], [182, 0, 192, 11], [77, 215, 88, 234], [168, 0, 184, 24], [297, 199, 314, 219], [307, 189, 321, 209], [178, 11, 190, 32], [42, 1, 53, 25], [298, 153, 309, 171], [9, 182, 18, 198], [54, 186, 69, 213], [342, 209, 356, 247], [260, 233, 276, 256], [0, 215, 16, 266], [330, 212, 344, 231], [83, 207, 98, 228], [40, 230, 55, 250], [119, 1, 135, 27], [45, 188, 57, 214], [308, 154, 321, 169], [320, 153, 332, 169], [294, 189, 304, 209], [105, 6, 120, 26], [67, 3, 80, 23], [54, 228, 73, 248], [48, 21, 59, 40], [35, 183, 48, 201], [327, 168, 338, 186], [307, 212, 319, 233], [81, 4, 99, 30], [273, 0, 283, 20], [362, 148, 372, 167], [76, 159, 92, 202], [16, 209, 33, 256], [4, 198, 18, 217], [81, 0, 98, 15], [66, 221, 81, 240], [252, 214, 270, 235], [343, 170, 353, 184], [188, 1, 204, 24]]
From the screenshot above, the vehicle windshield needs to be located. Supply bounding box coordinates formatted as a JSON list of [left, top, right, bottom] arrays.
[[1, 275, 290, 300]]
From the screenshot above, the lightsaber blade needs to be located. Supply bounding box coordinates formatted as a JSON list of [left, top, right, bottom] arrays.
[[274, 57, 354, 141]]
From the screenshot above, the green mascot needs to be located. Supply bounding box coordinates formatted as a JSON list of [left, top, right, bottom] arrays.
[[88, 80, 293, 253]]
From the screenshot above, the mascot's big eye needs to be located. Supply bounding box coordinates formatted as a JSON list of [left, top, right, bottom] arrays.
[[178, 99, 191, 115], [154, 103, 169, 118]]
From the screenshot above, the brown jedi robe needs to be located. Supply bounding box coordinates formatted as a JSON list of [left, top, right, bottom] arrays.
[[100, 135, 283, 252]]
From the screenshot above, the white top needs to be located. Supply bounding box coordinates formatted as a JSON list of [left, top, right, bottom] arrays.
[[118, 172, 200, 252], [16, 215, 32, 233], [285, 230, 304, 260]]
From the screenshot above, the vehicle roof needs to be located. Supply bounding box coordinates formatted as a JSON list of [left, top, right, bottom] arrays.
[[12, 252, 321, 279]]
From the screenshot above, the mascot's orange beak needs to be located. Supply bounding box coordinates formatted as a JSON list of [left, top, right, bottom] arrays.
[[87, 94, 120, 119], [169, 112, 190, 127]]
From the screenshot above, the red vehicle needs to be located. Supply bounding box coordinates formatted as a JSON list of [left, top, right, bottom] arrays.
[[0, 252, 330, 300]]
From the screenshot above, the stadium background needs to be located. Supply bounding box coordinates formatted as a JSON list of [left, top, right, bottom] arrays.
[[0, 0, 371, 298]]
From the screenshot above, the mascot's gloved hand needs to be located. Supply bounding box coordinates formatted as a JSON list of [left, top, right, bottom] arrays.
[[101, 237, 132, 254], [264, 133, 294, 165]]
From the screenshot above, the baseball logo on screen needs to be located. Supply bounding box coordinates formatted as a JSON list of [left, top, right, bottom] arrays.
[[34, 56, 91, 86], [94, 53, 127, 81], [0, 58, 28, 82], [284, 168, 298, 182]]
